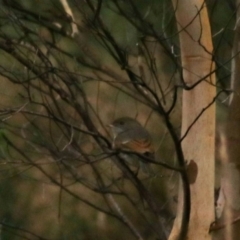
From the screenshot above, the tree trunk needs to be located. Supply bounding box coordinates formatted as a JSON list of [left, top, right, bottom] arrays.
[[169, 1, 216, 239]]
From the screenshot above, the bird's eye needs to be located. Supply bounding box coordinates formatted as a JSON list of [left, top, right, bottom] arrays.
[[118, 121, 124, 125]]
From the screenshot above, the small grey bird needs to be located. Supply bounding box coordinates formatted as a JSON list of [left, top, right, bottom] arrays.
[[108, 117, 155, 175]]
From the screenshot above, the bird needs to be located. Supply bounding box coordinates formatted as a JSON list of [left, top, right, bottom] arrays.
[[108, 117, 155, 175]]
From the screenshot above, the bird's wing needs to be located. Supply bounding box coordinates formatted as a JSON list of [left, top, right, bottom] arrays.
[[114, 129, 154, 154]]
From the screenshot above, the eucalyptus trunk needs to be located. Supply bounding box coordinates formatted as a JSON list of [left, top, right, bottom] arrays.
[[169, 1, 216, 239]]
